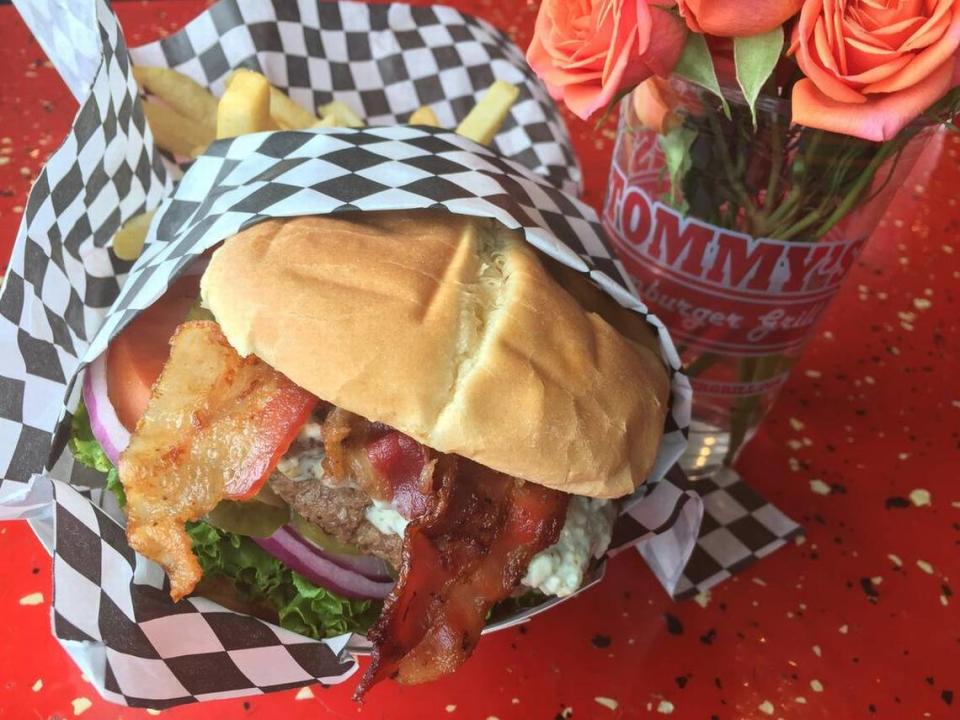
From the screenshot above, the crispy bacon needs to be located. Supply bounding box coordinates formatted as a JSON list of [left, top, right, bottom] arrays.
[[366, 431, 434, 519], [356, 454, 569, 697], [310, 408, 570, 694], [119, 321, 316, 600]]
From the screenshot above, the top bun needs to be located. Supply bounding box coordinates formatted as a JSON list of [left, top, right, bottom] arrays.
[[201, 210, 669, 498]]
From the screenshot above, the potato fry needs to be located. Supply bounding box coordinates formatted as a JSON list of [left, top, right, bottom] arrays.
[[269, 86, 319, 129], [456, 80, 520, 146], [408, 105, 440, 127], [224, 68, 318, 129], [317, 100, 364, 128], [217, 69, 279, 139], [133, 66, 218, 132], [113, 210, 156, 262], [142, 100, 215, 156], [312, 115, 341, 128]]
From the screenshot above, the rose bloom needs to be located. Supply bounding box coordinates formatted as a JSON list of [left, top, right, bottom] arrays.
[[632, 77, 682, 132], [527, 0, 687, 121], [677, 0, 803, 37], [791, 0, 960, 141]]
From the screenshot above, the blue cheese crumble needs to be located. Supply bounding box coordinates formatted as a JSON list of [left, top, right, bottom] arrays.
[[520, 496, 616, 597], [363, 495, 615, 598]]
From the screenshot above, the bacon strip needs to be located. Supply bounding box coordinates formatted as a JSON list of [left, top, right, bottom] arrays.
[[355, 454, 569, 696], [119, 321, 316, 600]]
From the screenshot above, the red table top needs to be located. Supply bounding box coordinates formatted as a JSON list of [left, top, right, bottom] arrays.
[[1, 2, 958, 719]]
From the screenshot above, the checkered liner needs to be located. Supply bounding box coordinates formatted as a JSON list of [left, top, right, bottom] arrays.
[[126, 0, 581, 197], [0, 0, 801, 707], [666, 468, 803, 599], [11, 0, 101, 102]]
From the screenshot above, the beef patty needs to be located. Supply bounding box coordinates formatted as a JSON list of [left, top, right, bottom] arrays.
[[270, 472, 403, 569]]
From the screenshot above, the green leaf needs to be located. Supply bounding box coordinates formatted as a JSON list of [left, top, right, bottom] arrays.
[[187, 520, 381, 639], [734, 27, 784, 127], [673, 33, 730, 117], [658, 125, 698, 213], [69, 402, 114, 474], [70, 402, 127, 506]]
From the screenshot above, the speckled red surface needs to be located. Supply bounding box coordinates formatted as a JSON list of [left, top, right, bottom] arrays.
[[1, 2, 958, 719]]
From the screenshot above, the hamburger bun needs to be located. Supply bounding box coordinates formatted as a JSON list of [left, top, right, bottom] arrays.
[[201, 210, 669, 498]]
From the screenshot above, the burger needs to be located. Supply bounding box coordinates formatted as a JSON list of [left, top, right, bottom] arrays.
[[71, 209, 669, 695]]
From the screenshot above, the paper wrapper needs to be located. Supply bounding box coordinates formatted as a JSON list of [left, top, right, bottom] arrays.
[[0, 0, 802, 707]]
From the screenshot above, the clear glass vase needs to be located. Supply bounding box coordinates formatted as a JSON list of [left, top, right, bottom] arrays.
[[602, 77, 937, 477]]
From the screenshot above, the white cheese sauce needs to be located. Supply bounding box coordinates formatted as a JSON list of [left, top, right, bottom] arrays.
[[281, 422, 615, 598], [276, 422, 326, 481], [362, 495, 615, 598], [521, 496, 616, 597], [365, 499, 411, 537]]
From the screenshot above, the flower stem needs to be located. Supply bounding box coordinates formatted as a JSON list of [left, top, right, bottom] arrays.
[[812, 140, 898, 239], [764, 115, 783, 211], [705, 109, 758, 229], [684, 352, 723, 378]]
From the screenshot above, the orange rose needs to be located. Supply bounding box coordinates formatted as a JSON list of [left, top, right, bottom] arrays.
[[791, 0, 960, 141], [527, 0, 687, 121], [677, 0, 803, 37], [632, 77, 681, 132]]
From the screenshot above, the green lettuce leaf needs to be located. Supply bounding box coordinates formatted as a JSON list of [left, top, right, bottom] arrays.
[[69, 401, 378, 639], [187, 521, 380, 638], [70, 402, 125, 506]]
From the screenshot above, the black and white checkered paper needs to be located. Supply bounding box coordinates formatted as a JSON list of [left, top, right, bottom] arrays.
[[0, 0, 800, 707]]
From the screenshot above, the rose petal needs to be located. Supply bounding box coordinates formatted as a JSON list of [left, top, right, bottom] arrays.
[[633, 6, 687, 78], [841, 52, 913, 85], [868, 16, 928, 49], [864, 7, 960, 94], [792, 58, 955, 141], [857, 0, 924, 29], [601, 0, 641, 88], [679, 0, 803, 37], [796, 23, 869, 102], [632, 77, 676, 133], [900, 0, 955, 52], [843, 35, 904, 76], [792, 0, 825, 54]]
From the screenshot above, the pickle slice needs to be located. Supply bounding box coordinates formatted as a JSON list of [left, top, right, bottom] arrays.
[[290, 511, 363, 556]]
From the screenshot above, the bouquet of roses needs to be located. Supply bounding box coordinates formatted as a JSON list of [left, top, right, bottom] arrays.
[[524, 0, 960, 464]]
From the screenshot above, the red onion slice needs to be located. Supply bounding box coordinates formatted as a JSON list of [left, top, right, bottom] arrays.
[[82, 351, 130, 465], [284, 525, 394, 582], [254, 527, 394, 600]]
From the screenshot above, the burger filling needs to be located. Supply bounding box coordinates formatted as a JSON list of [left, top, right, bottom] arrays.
[[273, 411, 616, 598], [108, 320, 625, 695]]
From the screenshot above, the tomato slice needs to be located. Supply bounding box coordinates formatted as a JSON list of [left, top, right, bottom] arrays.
[[227, 379, 317, 500], [107, 274, 201, 430]]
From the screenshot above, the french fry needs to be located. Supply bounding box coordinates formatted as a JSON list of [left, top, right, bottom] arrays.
[[317, 100, 364, 128], [133, 66, 218, 132], [217, 69, 278, 139], [456, 80, 520, 146], [269, 86, 319, 129], [142, 100, 215, 156], [312, 114, 341, 128], [113, 210, 156, 262], [408, 105, 440, 127], [225, 69, 318, 129]]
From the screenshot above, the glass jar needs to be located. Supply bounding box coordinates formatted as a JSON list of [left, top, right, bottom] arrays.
[[602, 77, 937, 476]]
